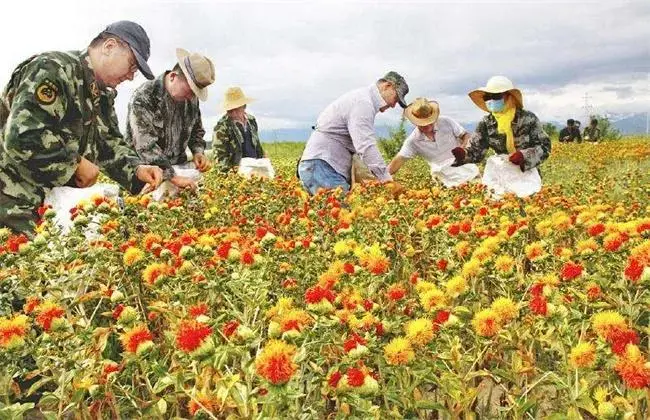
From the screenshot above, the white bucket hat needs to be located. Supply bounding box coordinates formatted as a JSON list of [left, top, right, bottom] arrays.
[[469, 75, 523, 112]]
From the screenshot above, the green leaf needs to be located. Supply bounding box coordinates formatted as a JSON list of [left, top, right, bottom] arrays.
[[152, 376, 175, 394]]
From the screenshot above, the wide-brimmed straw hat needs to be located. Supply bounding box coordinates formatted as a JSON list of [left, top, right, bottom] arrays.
[[176, 48, 215, 102], [468, 75, 523, 112], [222, 87, 255, 111], [404, 97, 440, 126]]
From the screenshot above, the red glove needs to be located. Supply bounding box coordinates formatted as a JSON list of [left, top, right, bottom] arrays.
[[451, 147, 466, 167], [509, 151, 524, 166]]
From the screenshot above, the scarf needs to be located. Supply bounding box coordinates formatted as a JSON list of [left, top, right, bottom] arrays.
[[491, 96, 517, 154]]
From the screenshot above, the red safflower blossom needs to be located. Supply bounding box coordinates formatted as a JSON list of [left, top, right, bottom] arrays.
[[346, 367, 365, 387], [23, 296, 41, 314], [363, 299, 374, 311], [305, 285, 336, 304], [530, 282, 544, 296], [375, 322, 385, 336], [607, 326, 639, 355], [176, 320, 213, 353], [241, 249, 255, 265], [561, 261, 584, 281], [386, 284, 406, 301], [460, 220, 472, 233], [624, 258, 644, 282], [587, 283, 602, 300], [188, 303, 209, 318], [587, 223, 605, 237], [6, 234, 28, 253], [328, 371, 342, 388], [35, 303, 65, 331], [447, 224, 461, 236], [222, 320, 240, 338], [409, 272, 420, 284], [121, 324, 153, 353], [343, 262, 355, 274], [112, 304, 125, 320], [343, 333, 367, 353], [216, 242, 231, 259], [530, 295, 548, 316], [426, 215, 442, 228], [436, 259, 449, 271]]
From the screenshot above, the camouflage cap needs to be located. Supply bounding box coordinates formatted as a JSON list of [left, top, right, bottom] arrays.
[[381, 71, 409, 108], [104, 20, 154, 80]]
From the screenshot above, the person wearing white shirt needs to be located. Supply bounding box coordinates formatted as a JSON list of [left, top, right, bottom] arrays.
[[388, 98, 477, 187], [298, 71, 409, 195]]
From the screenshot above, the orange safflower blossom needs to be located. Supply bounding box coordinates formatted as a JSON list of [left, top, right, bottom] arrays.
[[614, 345, 650, 389], [568, 342, 596, 369], [121, 324, 154, 355], [0, 314, 29, 349], [255, 339, 298, 385], [472, 309, 501, 337]]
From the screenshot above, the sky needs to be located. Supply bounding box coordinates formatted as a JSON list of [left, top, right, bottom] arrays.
[[1, 0, 648, 136]]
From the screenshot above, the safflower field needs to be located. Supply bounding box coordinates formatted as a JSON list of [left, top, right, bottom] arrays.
[[1, 138, 649, 419]]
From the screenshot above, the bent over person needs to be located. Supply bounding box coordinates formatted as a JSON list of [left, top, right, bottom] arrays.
[[298, 71, 409, 195], [127, 49, 215, 189], [0, 21, 163, 234]]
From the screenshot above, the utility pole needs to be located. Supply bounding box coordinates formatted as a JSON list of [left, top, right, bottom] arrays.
[[581, 92, 593, 123]]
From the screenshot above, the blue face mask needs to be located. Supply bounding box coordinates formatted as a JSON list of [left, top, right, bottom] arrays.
[[486, 99, 505, 113]]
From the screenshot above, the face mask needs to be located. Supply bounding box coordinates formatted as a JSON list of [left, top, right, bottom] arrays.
[[486, 99, 505, 113]]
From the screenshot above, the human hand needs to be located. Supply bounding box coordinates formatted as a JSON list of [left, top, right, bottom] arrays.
[[74, 157, 100, 188]]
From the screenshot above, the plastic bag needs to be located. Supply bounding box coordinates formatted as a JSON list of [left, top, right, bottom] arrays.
[[44, 183, 119, 234], [146, 164, 201, 201], [429, 158, 480, 188], [481, 154, 542, 199], [238, 158, 275, 179]]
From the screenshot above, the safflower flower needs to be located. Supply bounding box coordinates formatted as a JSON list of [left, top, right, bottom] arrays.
[[472, 309, 501, 337], [405, 318, 434, 346], [0, 314, 29, 349], [255, 339, 297, 385], [384, 337, 415, 365], [568, 342, 596, 368], [121, 324, 154, 354], [123, 246, 144, 266]]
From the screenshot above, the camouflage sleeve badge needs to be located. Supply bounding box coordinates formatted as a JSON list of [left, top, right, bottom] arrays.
[[35, 80, 58, 106]]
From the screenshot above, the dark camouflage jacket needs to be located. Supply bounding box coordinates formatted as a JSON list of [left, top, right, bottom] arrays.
[[582, 126, 601, 142], [464, 108, 551, 171], [212, 114, 264, 170], [0, 50, 143, 206], [125, 72, 206, 180]]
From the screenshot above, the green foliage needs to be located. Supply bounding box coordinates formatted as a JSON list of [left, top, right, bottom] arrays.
[[378, 116, 408, 160], [542, 122, 558, 139]]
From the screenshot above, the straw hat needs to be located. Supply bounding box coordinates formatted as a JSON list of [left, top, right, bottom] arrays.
[[176, 48, 215, 102], [468, 76, 523, 112], [404, 97, 440, 126], [222, 87, 255, 111]]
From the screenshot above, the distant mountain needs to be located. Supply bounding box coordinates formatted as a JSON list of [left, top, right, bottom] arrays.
[[253, 113, 648, 143], [610, 113, 648, 135]]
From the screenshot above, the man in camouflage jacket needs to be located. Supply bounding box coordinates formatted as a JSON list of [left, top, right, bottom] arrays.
[[212, 87, 264, 171], [0, 21, 163, 234], [126, 49, 215, 188]]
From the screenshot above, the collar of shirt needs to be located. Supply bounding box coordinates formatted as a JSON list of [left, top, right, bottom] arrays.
[[414, 124, 437, 142], [369, 84, 387, 113], [79, 49, 114, 102]]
